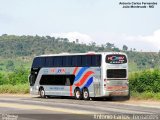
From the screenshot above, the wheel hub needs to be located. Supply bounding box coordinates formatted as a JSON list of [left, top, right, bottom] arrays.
[[84, 91, 88, 98]]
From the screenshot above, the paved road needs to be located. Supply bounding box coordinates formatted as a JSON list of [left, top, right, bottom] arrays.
[[0, 95, 160, 120]]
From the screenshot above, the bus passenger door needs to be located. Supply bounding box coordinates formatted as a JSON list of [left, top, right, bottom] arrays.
[[93, 78, 100, 97]]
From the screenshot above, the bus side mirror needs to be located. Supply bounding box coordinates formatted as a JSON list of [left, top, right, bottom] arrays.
[[28, 75, 32, 86]]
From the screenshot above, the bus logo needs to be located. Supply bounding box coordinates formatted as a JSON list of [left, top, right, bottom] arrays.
[[108, 56, 124, 61], [57, 68, 66, 73]]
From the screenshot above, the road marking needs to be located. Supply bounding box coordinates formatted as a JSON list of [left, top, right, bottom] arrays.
[[111, 102, 160, 109], [0, 97, 159, 114], [0, 102, 96, 114]]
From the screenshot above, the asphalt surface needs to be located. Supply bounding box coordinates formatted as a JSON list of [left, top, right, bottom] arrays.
[[0, 95, 160, 120]]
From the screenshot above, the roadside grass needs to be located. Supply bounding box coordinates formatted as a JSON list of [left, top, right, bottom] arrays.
[[131, 91, 160, 100], [0, 84, 29, 94]]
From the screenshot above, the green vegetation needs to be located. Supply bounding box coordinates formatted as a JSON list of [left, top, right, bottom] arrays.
[[131, 91, 160, 100], [0, 34, 160, 72], [129, 69, 160, 100], [129, 69, 160, 93], [0, 66, 29, 94], [0, 84, 29, 94], [0, 34, 160, 99], [0, 66, 29, 85]]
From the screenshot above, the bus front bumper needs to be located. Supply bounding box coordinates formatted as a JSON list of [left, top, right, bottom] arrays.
[[30, 87, 39, 95]]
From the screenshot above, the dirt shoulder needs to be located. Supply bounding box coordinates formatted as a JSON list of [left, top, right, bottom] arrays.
[[0, 94, 31, 98]]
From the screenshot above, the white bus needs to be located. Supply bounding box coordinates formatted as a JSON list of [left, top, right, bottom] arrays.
[[29, 52, 129, 100]]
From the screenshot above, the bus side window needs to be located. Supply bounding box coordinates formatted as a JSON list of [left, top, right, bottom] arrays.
[[32, 57, 44, 68], [67, 56, 72, 67], [69, 75, 75, 85], [40, 75, 75, 86], [59, 57, 63, 67], [81, 55, 87, 66], [45, 57, 54, 67], [63, 56, 72, 67], [77, 56, 82, 67], [65, 78, 71, 86], [91, 56, 96, 66], [65, 75, 75, 86], [94, 55, 101, 66], [97, 55, 101, 66], [72, 56, 77, 66], [53, 57, 63, 67], [86, 55, 92, 66], [62, 56, 67, 67]]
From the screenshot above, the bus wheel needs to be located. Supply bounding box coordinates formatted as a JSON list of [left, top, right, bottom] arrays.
[[83, 88, 90, 100], [39, 88, 46, 98], [120, 90, 130, 101], [122, 92, 130, 100], [74, 88, 82, 100]]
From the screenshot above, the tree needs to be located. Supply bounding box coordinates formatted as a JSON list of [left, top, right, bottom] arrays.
[[46, 35, 51, 39], [105, 42, 114, 49], [76, 39, 79, 43], [113, 47, 120, 52], [133, 48, 136, 51], [122, 45, 128, 51], [89, 42, 96, 47], [63, 38, 69, 42]]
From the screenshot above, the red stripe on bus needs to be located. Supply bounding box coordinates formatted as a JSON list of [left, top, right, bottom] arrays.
[[70, 67, 78, 96], [70, 85, 72, 96], [75, 71, 94, 87], [73, 67, 78, 75]]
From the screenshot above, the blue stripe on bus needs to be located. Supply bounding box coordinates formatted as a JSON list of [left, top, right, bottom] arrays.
[[83, 77, 93, 88], [74, 67, 89, 82]]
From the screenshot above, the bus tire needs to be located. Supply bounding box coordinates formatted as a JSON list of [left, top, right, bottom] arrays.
[[39, 88, 46, 98], [74, 88, 82, 100], [121, 89, 130, 100], [83, 88, 90, 100], [123, 91, 130, 100], [123, 95, 130, 100]]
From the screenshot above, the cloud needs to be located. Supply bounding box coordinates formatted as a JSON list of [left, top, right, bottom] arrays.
[[51, 29, 160, 52], [142, 29, 160, 50], [52, 32, 93, 44], [120, 29, 160, 52], [92, 29, 160, 52]]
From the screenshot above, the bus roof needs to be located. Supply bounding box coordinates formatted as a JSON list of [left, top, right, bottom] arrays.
[[36, 52, 127, 58]]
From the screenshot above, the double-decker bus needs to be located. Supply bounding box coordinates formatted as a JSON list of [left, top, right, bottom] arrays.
[[29, 52, 129, 100]]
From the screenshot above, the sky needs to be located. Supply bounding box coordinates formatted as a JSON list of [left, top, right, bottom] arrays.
[[0, 0, 160, 51]]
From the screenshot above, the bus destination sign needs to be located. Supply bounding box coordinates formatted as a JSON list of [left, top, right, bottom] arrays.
[[106, 54, 127, 64]]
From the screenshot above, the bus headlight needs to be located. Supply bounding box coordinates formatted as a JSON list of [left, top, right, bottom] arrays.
[[36, 86, 39, 90]]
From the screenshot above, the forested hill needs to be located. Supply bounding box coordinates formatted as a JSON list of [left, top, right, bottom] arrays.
[[0, 34, 160, 71]]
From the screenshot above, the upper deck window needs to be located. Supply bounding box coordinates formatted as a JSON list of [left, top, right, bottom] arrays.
[[31, 54, 102, 68], [32, 57, 45, 68]]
